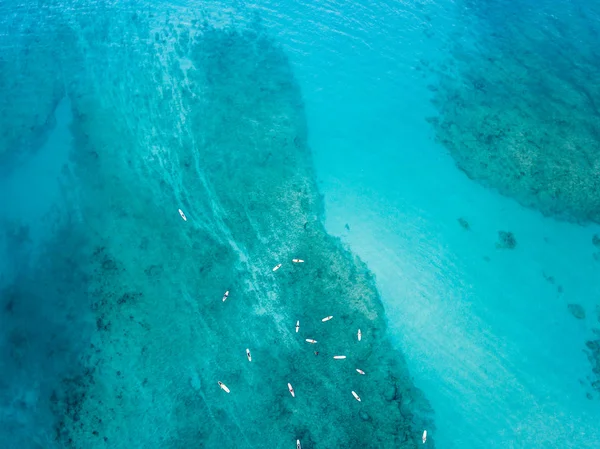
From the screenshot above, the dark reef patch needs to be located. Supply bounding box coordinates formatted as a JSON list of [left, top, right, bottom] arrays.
[[567, 304, 586, 320], [585, 338, 600, 394], [496, 231, 517, 249], [457, 217, 470, 230], [542, 272, 555, 284]]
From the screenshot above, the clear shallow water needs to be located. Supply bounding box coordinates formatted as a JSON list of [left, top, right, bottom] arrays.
[[266, 1, 600, 448], [1, 0, 600, 448]]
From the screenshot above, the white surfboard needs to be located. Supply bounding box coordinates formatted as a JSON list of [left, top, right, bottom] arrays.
[[356, 369, 366, 375], [222, 291, 229, 302], [295, 320, 300, 333], [218, 381, 230, 393], [288, 382, 295, 397], [178, 209, 187, 221], [246, 348, 251, 362], [321, 315, 333, 322], [305, 339, 317, 344], [422, 430, 427, 444], [357, 329, 362, 341], [297, 439, 301, 449], [351, 390, 361, 402], [292, 259, 304, 263], [272, 263, 282, 271], [333, 355, 346, 360]]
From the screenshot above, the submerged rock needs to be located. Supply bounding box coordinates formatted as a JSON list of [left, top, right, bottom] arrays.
[[457, 217, 470, 230], [593, 234, 600, 247], [568, 303, 586, 320], [496, 231, 517, 249]]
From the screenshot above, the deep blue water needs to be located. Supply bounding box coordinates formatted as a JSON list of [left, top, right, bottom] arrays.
[[1, 0, 600, 448]]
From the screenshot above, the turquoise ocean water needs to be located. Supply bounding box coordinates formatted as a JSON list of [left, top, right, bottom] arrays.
[[2, 0, 600, 448]]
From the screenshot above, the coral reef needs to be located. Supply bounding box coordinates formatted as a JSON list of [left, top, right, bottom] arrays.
[[0, 218, 94, 449], [5, 8, 435, 449], [428, 1, 600, 223]]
